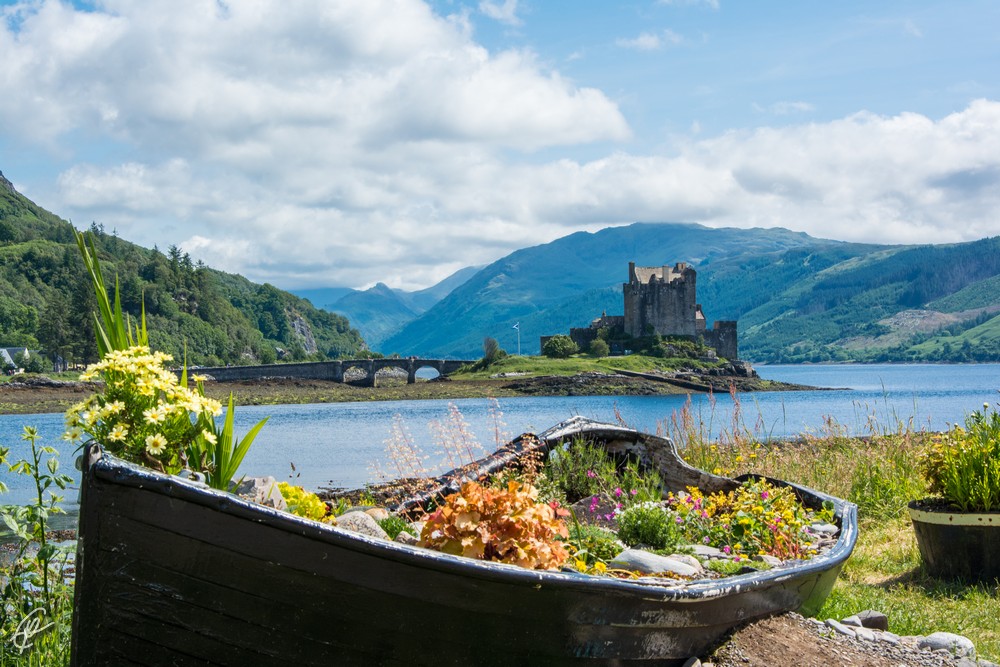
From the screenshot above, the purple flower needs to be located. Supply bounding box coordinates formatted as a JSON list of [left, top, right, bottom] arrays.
[[675, 516, 683, 524], [702, 536, 710, 544], [604, 513, 614, 521]]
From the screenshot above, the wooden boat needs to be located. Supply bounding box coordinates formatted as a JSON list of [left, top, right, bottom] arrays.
[[70, 417, 858, 666]]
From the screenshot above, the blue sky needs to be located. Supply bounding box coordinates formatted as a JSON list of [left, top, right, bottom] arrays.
[[1, 0, 999, 290]]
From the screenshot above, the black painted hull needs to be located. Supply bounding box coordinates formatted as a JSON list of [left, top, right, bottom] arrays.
[[70, 420, 857, 666]]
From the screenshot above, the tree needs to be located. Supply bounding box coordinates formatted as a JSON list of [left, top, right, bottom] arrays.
[[37, 292, 72, 370], [589, 338, 609, 358], [543, 335, 577, 359], [482, 337, 506, 366]]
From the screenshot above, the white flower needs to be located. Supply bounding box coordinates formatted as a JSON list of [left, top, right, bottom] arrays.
[[108, 424, 129, 442], [145, 433, 168, 456]]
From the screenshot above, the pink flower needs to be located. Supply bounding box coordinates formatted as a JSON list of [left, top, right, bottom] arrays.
[[589, 496, 600, 512], [702, 536, 711, 544], [761, 491, 769, 500], [614, 487, 623, 498], [722, 545, 731, 554], [630, 489, 638, 496], [586, 470, 597, 479], [615, 502, 623, 510]]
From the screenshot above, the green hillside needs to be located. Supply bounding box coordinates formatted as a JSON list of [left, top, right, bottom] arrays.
[[381, 223, 854, 357], [0, 171, 364, 366], [380, 222, 1000, 363]]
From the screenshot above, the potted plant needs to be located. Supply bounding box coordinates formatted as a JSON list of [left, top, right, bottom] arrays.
[[909, 403, 1000, 582]]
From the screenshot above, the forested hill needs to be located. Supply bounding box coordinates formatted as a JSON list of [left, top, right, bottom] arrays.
[[0, 171, 364, 367], [380, 222, 1000, 363]]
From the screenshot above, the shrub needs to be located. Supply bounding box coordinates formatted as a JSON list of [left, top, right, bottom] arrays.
[[66, 346, 223, 474], [545, 439, 618, 503], [567, 523, 624, 568], [615, 502, 683, 551], [278, 482, 332, 522], [920, 404, 1000, 512], [588, 339, 609, 358], [419, 480, 570, 570], [378, 515, 416, 540], [542, 335, 577, 359], [543, 438, 662, 508]]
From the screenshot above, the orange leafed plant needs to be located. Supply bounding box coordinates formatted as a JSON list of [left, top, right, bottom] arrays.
[[419, 480, 571, 570]]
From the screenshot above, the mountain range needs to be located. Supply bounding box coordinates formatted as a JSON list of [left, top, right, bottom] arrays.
[[327, 222, 1000, 363], [293, 266, 480, 349], [6, 164, 1000, 366]]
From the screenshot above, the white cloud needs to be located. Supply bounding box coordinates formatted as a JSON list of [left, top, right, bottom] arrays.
[[616, 29, 683, 51], [479, 0, 521, 26], [2, 1, 999, 291]]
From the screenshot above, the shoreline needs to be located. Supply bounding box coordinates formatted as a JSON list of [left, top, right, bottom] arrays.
[[0, 371, 814, 416]]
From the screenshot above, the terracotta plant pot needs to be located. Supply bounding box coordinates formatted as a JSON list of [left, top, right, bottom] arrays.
[[908, 500, 1000, 582]]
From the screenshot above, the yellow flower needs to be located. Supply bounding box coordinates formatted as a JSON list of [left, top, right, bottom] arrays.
[[712, 467, 722, 475], [192, 374, 207, 383], [145, 433, 168, 456], [108, 424, 129, 442], [201, 430, 218, 445]]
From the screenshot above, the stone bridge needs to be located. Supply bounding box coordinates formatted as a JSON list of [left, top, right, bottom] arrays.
[[188, 358, 475, 388]]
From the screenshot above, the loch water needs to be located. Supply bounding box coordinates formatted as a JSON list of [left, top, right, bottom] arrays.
[[1, 363, 998, 516]]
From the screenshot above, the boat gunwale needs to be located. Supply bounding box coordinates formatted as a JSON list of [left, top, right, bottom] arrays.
[[83, 421, 858, 602]]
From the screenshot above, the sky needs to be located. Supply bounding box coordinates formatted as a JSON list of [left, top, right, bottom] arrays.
[[1, 0, 999, 292]]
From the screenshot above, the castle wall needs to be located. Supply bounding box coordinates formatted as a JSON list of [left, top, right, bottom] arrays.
[[705, 321, 738, 361]]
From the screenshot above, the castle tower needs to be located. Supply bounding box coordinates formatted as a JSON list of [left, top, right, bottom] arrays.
[[623, 262, 706, 338]]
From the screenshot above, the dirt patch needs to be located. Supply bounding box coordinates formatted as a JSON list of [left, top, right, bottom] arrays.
[[0, 371, 811, 416], [708, 613, 962, 667]]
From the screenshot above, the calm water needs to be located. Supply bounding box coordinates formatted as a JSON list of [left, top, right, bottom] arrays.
[[1, 364, 998, 516]]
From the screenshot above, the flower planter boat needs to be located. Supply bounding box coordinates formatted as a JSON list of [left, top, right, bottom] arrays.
[[70, 417, 857, 666]]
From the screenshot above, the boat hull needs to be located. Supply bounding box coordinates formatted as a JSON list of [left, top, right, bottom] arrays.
[[71, 422, 856, 666]]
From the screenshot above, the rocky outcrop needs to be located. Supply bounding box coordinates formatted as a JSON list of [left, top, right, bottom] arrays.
[[0, 170, 15, 195], [289, 312, 318, 354]]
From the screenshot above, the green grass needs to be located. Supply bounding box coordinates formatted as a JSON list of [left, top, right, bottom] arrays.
[[819, 520, 999, 661], [454, 353, 717, 379]]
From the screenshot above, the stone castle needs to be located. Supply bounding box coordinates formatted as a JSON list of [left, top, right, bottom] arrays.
[[547, 261, 738, 360]]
